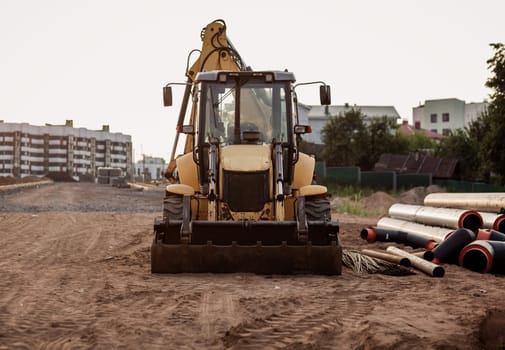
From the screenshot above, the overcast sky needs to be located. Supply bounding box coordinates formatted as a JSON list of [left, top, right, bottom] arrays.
[[1, 0, 503, 161]]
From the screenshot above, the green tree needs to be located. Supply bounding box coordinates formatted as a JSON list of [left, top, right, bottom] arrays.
[[467, 110, 492, 181], [407, 131, 437, 153], [360, 117, 409, 169], [321, 108, 366, 166], [435, 129, 480, 180], [481, 43, 505, 183], [321, 109, 409, 169]]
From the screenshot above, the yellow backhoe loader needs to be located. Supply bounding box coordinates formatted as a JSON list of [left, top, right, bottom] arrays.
[[152, 19, 342, 274]]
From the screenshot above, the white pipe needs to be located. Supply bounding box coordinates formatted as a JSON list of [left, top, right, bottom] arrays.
[[388, 203, 482, 232], [387, 246, 444, 277], [377, 217, 453, 243], [424, 192, 505, 213], [361, 249, 411, 267], [478, 212, 505, 232]]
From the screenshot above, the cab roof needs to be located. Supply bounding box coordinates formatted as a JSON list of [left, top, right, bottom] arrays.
[[196, 70, 296, 83]]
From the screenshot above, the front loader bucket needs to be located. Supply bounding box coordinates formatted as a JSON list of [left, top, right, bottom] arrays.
[[151, 219, 342, 275], [151, 240, 342, 275]]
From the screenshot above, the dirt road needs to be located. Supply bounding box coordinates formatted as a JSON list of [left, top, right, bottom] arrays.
[[0, 183, 504, 349]]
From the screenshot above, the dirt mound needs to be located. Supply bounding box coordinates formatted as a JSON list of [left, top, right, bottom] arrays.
[[399, 186, 426, 205], [426, 184, 446, 195], [399, 185, 447, 205], [0, 176, 48, 186], [360, 191, 397, 211], [479, 309, 505, 350]]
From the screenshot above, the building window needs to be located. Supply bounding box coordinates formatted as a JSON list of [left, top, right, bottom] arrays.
[[431, 129, 438, 134], [442, 129, 451, 136], [442, 113, 450, 122], [430, 114, 437, 123]]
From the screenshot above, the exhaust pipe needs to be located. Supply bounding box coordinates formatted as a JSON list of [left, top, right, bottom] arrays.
[[479, 212, 505, 233], [388, 203, 483, 233], [361, 226, 437, 250], [387, 246, 444, 277], [377, 217, 453, 243], [459, 240, 505, 274], [423, 228, 475, 264], [424, 192, 505, 213]]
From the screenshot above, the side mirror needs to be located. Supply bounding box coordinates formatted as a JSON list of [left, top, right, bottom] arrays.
[[294, 125, 312, 134], [163, 86, 173, 106], [319, 85, 331, 105]]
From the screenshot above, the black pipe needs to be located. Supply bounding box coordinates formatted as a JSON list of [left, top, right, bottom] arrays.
[[360, 227, 437, 250], [459, 240, 505, 274], [477, 229, 505, 242], [406, 234, 438, 251], [360, 227, 407, 243], [424, 228, 475, 264]]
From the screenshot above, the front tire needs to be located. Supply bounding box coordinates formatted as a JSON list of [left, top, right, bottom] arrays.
[[305, 196, 331, 221], [162, 194, 183, 222]]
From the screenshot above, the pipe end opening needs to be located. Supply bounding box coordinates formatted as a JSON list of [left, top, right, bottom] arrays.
[[361, 228, 376, 243], [400, 257, 411, 267], [424, 250, 435, 261], [496, 218, 505, 234], [461, 249, 491, 273], [461, 213, 483, 233], [433, 266, 445, 278]]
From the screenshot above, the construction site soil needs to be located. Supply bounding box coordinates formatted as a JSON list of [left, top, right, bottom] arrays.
[[1, 182, 504, 349]]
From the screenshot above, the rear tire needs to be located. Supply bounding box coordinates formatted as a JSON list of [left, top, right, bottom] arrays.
[[305, 196, 331, 221], [163, 194, 183, 222]]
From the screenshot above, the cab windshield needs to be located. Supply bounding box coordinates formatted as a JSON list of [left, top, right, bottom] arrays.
[[202, 80, 290, 145]]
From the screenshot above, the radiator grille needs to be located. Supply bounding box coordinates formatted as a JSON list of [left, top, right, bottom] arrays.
[[223, 170, 269, 212]]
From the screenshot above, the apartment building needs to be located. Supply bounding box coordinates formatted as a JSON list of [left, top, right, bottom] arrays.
[[0, 120, 132, 180], [134, 155, 166, 181], [412, 98, 488, 136]]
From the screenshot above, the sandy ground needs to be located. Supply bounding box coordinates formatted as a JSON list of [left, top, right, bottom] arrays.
[[0, 182, 504, 349]]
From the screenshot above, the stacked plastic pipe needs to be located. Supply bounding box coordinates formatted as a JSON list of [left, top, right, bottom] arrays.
[[360, 192, 505, 275]]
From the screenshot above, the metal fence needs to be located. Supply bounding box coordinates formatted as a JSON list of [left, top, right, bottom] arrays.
[[315, 161, 504, 192]]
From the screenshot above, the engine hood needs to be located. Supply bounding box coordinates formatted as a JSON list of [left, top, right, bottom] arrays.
[[219, 144, 271, 171]]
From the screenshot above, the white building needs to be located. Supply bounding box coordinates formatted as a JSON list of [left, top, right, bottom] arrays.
[[302, 104, 401, 144], [0, 120, 132, 179], [134, 155, 166, 181], [413, 98, 488, 136]]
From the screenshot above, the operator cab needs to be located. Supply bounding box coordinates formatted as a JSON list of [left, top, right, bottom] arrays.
[[196, 71, 295, 146]]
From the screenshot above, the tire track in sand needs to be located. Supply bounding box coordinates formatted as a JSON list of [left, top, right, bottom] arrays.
[[223, 278, 394, 349], [0, 212, 151, 349], [199, 290, 241, 340]]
